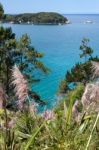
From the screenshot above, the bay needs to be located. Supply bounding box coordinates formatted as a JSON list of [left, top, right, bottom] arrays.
[[3, 14, 99, 109]]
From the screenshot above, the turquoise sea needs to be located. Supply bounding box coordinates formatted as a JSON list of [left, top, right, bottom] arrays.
[[3, 14, 99, 109]]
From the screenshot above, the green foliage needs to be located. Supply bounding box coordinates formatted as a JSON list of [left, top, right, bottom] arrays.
[[24, 122, 45, 150], [66, 84, 84, 106], [80, 38, 93, 62], [0, 82, 99, 149], [4, 12, 68, 24], [59, 80, 69, 94], [59, 57, 99, 95], [16, 34, 49, 84], [57, 84, 84, 125], [65, 84, 84, 125], [0, 3, 4, 20], [0, 27, 16, 91], [66, 61, 93, 84]]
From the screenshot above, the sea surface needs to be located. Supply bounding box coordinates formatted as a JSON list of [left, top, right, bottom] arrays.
[[3, 14, 99, 109]]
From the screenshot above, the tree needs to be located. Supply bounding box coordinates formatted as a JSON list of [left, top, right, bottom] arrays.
[[0, 3, 4, 20], [17, 34, 49, 84], [0, 27, 16, 92], [80, 38, 93, 62], [0, 27, 49, 105], [59, 80, 69, 94]]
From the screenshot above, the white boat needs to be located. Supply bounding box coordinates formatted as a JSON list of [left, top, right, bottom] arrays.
[[58, 23, 62, 25], [84, 20, 93, 24], [10, 21, 14, 24], [66, 20, 71, 24], [27, 21, 30, 24], [19, 20, 22, 24]]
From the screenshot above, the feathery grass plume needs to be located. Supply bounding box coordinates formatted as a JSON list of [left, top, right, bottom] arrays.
[[12, 65, 28, 109], [0, 83, 6, 109], [72, 100, 82, 123], [72, 100, 79, 117], [81, 83, 99, 108], [92, 61, 99, 78], [43, 109, 55, 120], [29, 102, 38, 117]]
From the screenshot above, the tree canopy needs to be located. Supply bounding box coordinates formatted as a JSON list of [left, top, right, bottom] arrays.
[[80, 38, 93, 62], [0, 3, 4, 20]]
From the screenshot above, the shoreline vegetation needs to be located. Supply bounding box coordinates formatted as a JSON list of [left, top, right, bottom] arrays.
[[0, 3, 99, 150], [2, 12, 70, 25]]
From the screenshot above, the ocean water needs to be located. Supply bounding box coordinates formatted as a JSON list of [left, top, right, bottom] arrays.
[[3, 14, 99, 109]]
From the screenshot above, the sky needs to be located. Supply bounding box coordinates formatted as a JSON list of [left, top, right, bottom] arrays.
[[0, 0, 99, 14]]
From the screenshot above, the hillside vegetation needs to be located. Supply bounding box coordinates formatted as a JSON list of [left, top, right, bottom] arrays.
[[4, 12, 68, 25]]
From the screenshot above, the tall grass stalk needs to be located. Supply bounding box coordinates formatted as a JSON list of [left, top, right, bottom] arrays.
[[85, 112, 99, 150], [25, 121, 46, 150]]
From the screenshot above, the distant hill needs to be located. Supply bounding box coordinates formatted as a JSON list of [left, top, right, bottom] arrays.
[[4, 12, 68, 25]]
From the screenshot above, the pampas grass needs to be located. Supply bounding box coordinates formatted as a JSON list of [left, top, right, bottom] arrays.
[[92, 61, 99, 78], [72, 100, 79, 117], [11, 65, 29, 109], [81, 83, 99, 108], [43, 110, 55, 120], [72, 100, 80, 122], [29, 102, 38, 118]]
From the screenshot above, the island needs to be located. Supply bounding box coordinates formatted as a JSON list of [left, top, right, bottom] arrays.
[[3, 12, 68, 25]]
